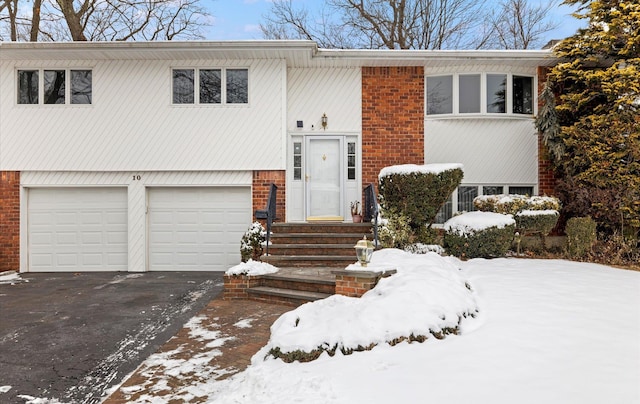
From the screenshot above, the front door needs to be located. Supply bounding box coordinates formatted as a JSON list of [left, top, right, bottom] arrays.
[[306, 137, 344, 220]]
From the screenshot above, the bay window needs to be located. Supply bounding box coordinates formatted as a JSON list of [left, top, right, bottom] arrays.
[[426, 73, 534, 116]]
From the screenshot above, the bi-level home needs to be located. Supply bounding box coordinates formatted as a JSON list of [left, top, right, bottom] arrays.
[[0, 41, 557, 273]]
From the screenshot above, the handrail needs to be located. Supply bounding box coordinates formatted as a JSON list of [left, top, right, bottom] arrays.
[[254, 183, 278, 256], [363, 183, 379, 248]]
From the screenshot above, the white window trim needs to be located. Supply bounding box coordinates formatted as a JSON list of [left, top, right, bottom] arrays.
[[16, 67, 93, 106], [171, 67, 250, 106], [426, 72, 536, 118]]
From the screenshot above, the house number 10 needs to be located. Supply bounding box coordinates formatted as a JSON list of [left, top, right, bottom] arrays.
[[132, 175, 141, 181]]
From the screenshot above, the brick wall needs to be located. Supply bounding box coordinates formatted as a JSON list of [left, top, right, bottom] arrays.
[[537, 66, 557, 196], [252, 170, 286, 223], [0, 171, 20, 272], [362, 67, 425, 189]]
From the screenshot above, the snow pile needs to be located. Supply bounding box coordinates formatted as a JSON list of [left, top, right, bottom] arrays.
[[378, 163, 463, 179], [265, 249, 478, 361], [225, 259, 279, 276], [444, 211, 515, 236], [209, 258, 640, 404], [516, 209, 559, 217], [0, 271, 26, 285]]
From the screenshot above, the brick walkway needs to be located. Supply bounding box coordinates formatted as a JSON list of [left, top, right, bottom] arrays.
[[104, 298, 291, 403]]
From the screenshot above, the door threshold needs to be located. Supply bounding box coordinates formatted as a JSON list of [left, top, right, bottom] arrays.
[[306, 216, 344, 222]]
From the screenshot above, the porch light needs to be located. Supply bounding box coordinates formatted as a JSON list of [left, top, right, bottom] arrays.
[[354, 236, 374, 267], [321, 113, 328, 130]]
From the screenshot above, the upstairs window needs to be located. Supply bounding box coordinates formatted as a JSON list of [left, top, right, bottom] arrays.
[[172, 68, 248, 105], [18, 68, 92, 105], [426, 73, 534, 116], [426, 75, 453, 115]]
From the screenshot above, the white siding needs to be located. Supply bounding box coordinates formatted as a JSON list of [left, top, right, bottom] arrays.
[[20, 171, 252, 272], [286, 68, 361, 221], [425, 118, 538, 184], [287, 68, 361, 132], [0, 58, 285, 171]]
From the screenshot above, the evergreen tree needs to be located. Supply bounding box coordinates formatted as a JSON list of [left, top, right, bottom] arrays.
[[536, 0, 640, 236]]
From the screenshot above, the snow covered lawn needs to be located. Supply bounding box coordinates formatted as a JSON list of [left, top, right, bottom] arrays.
[[210, 252, 640, 404]]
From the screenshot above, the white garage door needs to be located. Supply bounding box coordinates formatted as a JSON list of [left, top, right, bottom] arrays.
[[148, 187, 251, 271], [28, 188, 128, 272]]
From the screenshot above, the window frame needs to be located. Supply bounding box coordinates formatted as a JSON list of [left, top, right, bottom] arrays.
[[16, 67, 93, 106], [171, 67, 249, 106], [425, 72, 536, 117]]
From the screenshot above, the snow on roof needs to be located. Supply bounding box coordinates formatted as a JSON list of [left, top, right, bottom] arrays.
[[378, 163, 463, 179], [444, 211, 515, 236]]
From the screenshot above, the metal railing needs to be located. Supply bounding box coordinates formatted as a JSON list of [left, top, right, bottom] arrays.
[[363, 183, 379, 248], [255, 183, 277, 256]]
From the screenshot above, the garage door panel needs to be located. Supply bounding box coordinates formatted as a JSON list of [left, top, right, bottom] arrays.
[[28, 188, 128, 272], [148, 187, 250, 271]]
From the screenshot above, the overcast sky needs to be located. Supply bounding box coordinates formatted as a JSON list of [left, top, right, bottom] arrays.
[[205, 0, 586, 46]]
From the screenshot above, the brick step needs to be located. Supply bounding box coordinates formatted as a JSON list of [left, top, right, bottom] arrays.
[[261, 272, 336, 295], [270, 234, 370, 245], [247, 286, 331, 306], [266, 244, 356, 257], [272, 223, 372, 234], [262, 255, 356, 268]]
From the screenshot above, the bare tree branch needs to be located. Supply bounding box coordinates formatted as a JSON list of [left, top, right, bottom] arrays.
[[0, 0, 211, 41]]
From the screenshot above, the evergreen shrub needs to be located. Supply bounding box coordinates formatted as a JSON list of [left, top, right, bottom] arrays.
[[378, 164, 463, 233], [240, 222, 265, 262], [443, 212, 515, 259], [566, 217, 597, 258]]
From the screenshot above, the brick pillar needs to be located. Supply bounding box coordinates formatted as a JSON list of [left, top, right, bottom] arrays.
[[537, 66, 557, 196], [252, 170, 286, 223], [0, 172, 20, 272], [362, 66, 425, 191]]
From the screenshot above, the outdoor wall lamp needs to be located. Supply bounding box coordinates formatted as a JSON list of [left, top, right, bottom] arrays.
[[321, 113, 328, 130], [354, 236, 374, 267]]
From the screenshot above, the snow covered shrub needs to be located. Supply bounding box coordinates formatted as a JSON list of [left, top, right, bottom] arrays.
[[474, 194, 528, 215], [240, 222, 265, 262], [443, 212, 516, 259], [515, 210, 560, 236], [378, 163, 463, 237], [565, 217, 597, 258], [475, 194, 560, 237]]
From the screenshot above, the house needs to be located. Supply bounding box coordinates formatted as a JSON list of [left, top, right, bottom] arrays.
[[0, 41, 557, 273]]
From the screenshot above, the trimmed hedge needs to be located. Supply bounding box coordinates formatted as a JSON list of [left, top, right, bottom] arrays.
[[443, 212, 516, 259], [515, 210, 560, 236], [378, 165, 464, 232]]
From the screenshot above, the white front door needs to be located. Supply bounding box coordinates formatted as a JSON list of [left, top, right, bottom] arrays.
[[306, 137, 344, 220]]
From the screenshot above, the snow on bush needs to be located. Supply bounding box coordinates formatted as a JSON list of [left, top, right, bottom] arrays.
[[474, 194, 560, 215], [444, 212, 515, 236], [443, 212, 516, 259], [378, 163, 464, 178], [240, 222, 266, 262], [225, 260, 279, 276], [265, 249, 478, 362]]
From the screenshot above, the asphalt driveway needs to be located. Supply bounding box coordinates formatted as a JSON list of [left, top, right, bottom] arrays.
[[0, 271, 224, 403]]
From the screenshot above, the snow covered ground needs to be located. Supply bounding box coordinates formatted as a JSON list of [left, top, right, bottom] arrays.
[[209, 252, 639, 404]]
